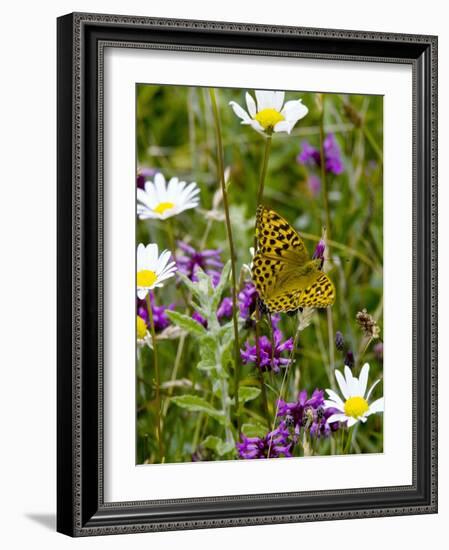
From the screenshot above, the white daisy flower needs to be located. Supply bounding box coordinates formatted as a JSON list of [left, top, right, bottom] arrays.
[[136, 243, 177, 299], [324, 363, 384, 427], [229, 90, 308, 135], [137, 172, 200, 220], [136, 314, 151, 347]]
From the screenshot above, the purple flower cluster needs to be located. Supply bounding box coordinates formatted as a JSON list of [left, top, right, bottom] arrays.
[[238, 281, 258, 320], [297, 133, 344, 176], [236, 422, 292, 459], [137, 293, 174, 333], [177, 241, 223, 287], [136, 167, 156, 189], [277, 389, 341, 438], [240, 320, 294, 373]]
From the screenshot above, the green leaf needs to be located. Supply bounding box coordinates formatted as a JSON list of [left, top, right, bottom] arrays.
[[170, 395, 225, 424], [166, 310, 206, 337], [238, 386, 261, 403], [202, 435, 235, 456], [211, 260, 231, 312], [241, 422, 268, 438]]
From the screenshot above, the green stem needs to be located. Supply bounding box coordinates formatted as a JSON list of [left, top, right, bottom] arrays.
[[318, 96, 332, 240], [146, 293, 164, 461], [256, 135, 272, 206], [267, 314, 301, 458], [209, 88, 241, 431], [363, 126, 383, 163], [166, 219, 189, 307], [344, 426, 355, 454]]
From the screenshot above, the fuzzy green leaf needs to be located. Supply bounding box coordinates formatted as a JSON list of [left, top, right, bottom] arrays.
[[238, 386, 261, 403], [202, 435, 235, 456], [166, 310, 206, 337], [171, 395, 225, 424], [241, 422, 268, 438]]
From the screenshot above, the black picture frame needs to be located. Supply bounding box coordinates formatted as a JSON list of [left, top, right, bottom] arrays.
[[57, 12, 438, 536]]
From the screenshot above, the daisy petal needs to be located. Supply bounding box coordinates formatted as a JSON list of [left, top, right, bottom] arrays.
[[137, 288, 148, 300], [273, 91, 285, 112], [273, 120, 292, 134], [245, 92, 257, 117], [367, 397, 384, 415], [281, 99, 308, 125], [359, 363, 370, 397], [334, 369, 350, 399], [325, 389, 345, 409], [366, 378, 380, 401], [136, 243, 147, 270], [347, 417, 358, 427], [324, 399, 344, 412], [327, 413, 347, 424], [229, 101, 251, 124], [255, 90, 277, 111]]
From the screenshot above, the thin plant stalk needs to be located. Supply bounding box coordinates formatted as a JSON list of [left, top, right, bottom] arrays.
[[209, 88, 241, 429], [162, 333, 186, 417], [318, 95, 332, 240], [344, 426, 355, 454], [146, 293, 164, 461], [256, 135, 272, 206], [267, 315, 301, 458], [253, 135, 273, 426], [319, 95, 337, 388]]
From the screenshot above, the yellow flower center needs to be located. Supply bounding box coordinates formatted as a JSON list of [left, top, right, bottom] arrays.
[[153, 201, 175, 215], [254, 108, 285, 130], [137, 269, 157, 288], [344, 396, 369, 418], [136, 315, 147, 340]]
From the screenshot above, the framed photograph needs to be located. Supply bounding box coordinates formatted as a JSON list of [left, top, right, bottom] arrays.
[[57, 12, 438, 536]]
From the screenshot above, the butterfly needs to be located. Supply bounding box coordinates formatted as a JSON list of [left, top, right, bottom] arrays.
[[251, 205, 335, 313]]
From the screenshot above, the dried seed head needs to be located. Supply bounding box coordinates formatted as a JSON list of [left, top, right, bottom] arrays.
[[343, 102, 362, 128], [356, 308, 381, 339]]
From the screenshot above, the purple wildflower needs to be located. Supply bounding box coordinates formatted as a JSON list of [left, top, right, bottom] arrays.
[[323, 133, 344, 174], [137, 293, 174, 333], [192, 310, 207, 328], [307, 174, 321, 196], [297, 133, 344, 175], [344, 350, 355, 368], [236, 422, 292, 459], [278, 389, 340, 438], [238, 281, 258, 320], [374, 342, 383, 362], [217, 297, 233, 320], [240, 323, 293, 373], [312, 238, 326, 262], [335, 331, 345, 351], [177, 241, 223, 287], [136, 167, 156, 189]]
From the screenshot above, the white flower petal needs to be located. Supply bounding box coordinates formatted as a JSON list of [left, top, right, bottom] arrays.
[[359, 363, 370, 397], [324, 399, 344, 412], [327, 413, 348, 424], [136, 188, 154, 209], [245, 92, 257, 117], [367, 397, 384, 415], [152, 174, 167, 204], [366, 378, 380, 401], [347, 417, 358, 427], [249, 120, 265, 134], [273, 120, 292, 134], [137, 288, 148, 299], [255, 90, 277, 111], [156, 249, 172, 273], [229, 101, 251, 124], [325, 389, 345, 409], [334, 369, 350, 399], [145, 243, 159, 269], [136, 243, 146, 270], [273, 91, 285, 112], [281, 99, 309, 126]]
